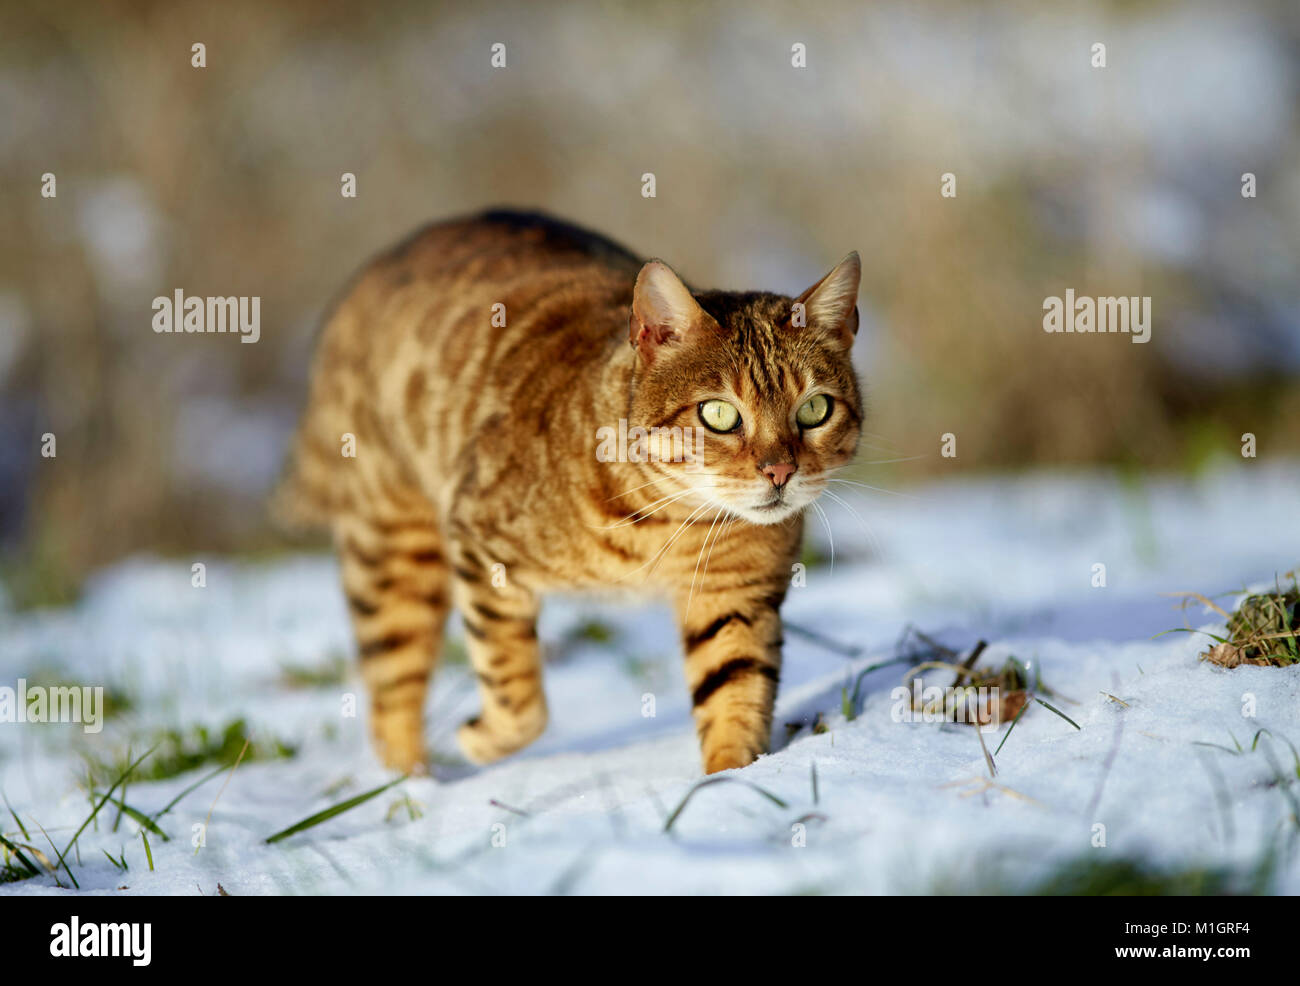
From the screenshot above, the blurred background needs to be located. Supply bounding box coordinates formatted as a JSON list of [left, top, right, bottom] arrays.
[[1, 0, 1297, 606]]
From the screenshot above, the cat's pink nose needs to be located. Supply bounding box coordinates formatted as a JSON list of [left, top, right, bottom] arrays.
[[761, 463, 796, 488]]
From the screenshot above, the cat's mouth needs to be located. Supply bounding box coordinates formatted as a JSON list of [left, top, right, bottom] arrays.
[[735, 483, 813, 525], [742, 471, 838, 524], [668, 468, 820, 525]]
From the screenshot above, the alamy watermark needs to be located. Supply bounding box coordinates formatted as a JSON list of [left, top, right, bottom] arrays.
[[1043, 289, 1151, 344], [50, 916, 151, 966], [152, 290, 261, 343], [595, 419, 705, 470], [891, 680, 1006, 725], [0, 679, 104, 733]]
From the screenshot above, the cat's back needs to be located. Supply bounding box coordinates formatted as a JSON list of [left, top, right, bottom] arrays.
[[404, 209, 642, 276], [319, 209, 642, 369], [359, 209, 641, 306], [277, 211, 642, 528]]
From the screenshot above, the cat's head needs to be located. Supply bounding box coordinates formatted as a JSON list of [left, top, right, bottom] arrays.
[[626, 254, 863, 525]]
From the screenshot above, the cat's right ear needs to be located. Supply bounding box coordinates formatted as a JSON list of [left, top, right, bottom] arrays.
[[793, 251, 861, 349], [629, 261, 718, 366]]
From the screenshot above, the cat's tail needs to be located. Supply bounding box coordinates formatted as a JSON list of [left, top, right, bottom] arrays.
[[269, 427, 338, 535]]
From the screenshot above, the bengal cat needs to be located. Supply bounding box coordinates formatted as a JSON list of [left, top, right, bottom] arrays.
[[278, 210, 862, 775]]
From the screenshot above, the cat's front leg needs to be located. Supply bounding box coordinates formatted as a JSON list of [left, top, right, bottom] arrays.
[[448, 538, 548, 764], [675, 582, 787, 773]]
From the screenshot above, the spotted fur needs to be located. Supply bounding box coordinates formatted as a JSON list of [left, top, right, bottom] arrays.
[[278, 209, 863, 774]]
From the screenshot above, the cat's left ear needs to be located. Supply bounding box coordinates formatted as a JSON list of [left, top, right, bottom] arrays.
[[793, 251, 860, 349], [629, 260, 719, 366]]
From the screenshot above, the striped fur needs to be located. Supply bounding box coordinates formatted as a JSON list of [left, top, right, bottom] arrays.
[[279, 210, 862, 774]]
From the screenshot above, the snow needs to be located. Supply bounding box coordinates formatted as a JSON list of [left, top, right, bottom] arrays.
[[1, 463, 1298, 894]]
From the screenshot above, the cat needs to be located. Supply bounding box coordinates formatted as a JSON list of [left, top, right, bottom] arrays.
[[277, 210, 863, 774]]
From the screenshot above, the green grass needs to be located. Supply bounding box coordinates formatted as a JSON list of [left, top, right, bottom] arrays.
[[1026, 855, 1275, 896], [3, 727, 262, 887], [85, 718, 295, 786], [1222, 575, 1300, 666], [931, 850, 1279, 896], [0, 542, 82, 610], [1174, 570, 1300, 668], [0, 832, 43, 884], [265, 775, 408, 844], [277, 654, 349, 689], [43, 745, 158, 888], [663, 777, 789, 834], [18, 668, 133, 719]]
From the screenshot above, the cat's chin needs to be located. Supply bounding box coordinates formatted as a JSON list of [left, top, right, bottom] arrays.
[[733, 500, 806, 526]]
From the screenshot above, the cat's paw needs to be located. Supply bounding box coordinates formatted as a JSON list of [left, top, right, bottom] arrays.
[[376, 744, 430, 776], [373, 724, 430, 775], [456, 717, 509, 764], [456, 711, 546, 765], [703, 745, 759, 774]]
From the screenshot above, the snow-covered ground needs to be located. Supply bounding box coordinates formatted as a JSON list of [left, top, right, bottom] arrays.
[[1, 463, 1298, 895]]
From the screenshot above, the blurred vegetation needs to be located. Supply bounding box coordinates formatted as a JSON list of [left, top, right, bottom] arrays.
[[85, 718, 295, 786], [931, 849, 1280, 895], [23, 667, 134, 719], [1, 0, 1298, 603]]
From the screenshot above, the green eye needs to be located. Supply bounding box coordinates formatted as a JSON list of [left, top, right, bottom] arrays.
[[699, 399, 741, 433], [796, 394, 832, 428]]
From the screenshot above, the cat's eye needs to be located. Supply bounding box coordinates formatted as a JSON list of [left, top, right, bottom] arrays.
[[796, 394, 832, 428], [699, 399, 741, 433]]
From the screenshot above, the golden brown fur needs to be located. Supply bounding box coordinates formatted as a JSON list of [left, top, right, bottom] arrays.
[[279, 209, 862, 774]]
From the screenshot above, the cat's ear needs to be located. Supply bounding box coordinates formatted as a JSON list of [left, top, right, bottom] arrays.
[[629, 260, 718, 365], [793, 251, 861, 349]]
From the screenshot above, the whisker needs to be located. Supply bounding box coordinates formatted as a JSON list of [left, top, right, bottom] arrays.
[[614, 501, 714, 583], [826, 478, 917, 499], [586, 487, 702, 530], [809, 499, 834, 575], [820, 488, 883, 559], [602, 478, 664, 502], [684, 508, 731, 621], [853, 454, 928, 466], [646, 502, 716, 580], [699, 515, 739, 597]]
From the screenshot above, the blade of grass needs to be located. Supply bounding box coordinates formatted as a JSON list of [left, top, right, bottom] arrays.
[[1274, 578, 1300, 661], [197, 737, 250, 853], [1034, 697, 1080, 730], [1257, 738, 1300, 829], [663, 777, 788, 833], [149, 763, 229, 824], [0, 832, 40, 878], [265, 775, 408, 844], [1193, 740, 1241, 755], [993, 696, 1031, 757], [1152, 627, 1228, 644], [1251, 729, 1300, 778], [141, 830, 154, 871], [2, 790, 30, 840], [93, 792, 171, 842], [1162, 591, 1231, 620], [57, 744, 157, 885], [35, 819, 73, 888], [112, 746, 131, 833], [784, 620, 862, 658], [844, 654, 917, 720], [975, 722, 997, 777]]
